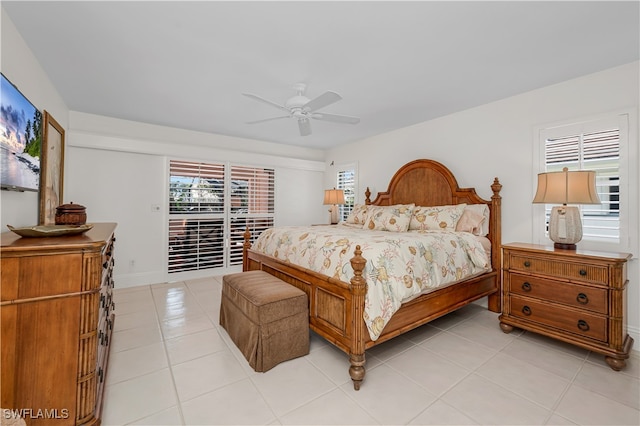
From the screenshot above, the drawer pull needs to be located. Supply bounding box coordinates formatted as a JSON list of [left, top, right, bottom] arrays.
[[523, 261, 531, 267], [577, 320, 590, 332], [522, 306, 532, 316], [579, 269, 587, 276], [521, 282, 532, 292], [576, 293, 589, 304]]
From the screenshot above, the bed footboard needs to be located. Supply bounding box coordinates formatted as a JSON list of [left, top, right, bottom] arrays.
[[244, 239, 369, 389]]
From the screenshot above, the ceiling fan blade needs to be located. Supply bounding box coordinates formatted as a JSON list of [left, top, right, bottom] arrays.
[[303, 91, 342, 113], [311, 112, 360, 124], [246, 116, 289, 124], [298, 118, 312, 136], [242, 93, 289, 112]]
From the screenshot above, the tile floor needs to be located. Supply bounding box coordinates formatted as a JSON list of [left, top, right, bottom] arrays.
[[102, 276, 640, 425]]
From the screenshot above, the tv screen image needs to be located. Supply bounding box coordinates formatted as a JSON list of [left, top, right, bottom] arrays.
[[1, 73, 42, 192]]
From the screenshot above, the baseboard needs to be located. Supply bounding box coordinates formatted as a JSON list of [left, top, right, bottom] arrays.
[[113, 271, 166, 289], [628, 325, 639, 356]]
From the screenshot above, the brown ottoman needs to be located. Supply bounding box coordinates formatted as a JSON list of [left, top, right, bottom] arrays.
[[220, 270, 309, 372]]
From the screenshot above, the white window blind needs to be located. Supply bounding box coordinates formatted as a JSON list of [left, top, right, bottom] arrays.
[[168, 161, 225, 272], [537, 112, 634, 253], [337, 165, 356, 222], [168, 160, 275, 273], [228, 165, 275, 266]]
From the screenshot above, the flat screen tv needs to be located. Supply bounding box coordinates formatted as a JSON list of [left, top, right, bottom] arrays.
[[1, 73, 42, 192]]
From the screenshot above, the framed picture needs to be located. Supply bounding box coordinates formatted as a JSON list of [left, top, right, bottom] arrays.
[[39, 111, 65, 225], [0, 73, 42, 192]]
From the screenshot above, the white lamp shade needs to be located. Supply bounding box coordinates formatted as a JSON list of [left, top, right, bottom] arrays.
[[533, 168, 601, 205]]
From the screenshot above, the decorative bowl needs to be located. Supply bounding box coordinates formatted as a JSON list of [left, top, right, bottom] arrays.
[[7, 224, 94, 238]]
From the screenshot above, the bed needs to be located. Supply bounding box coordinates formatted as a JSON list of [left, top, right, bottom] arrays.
[[242, 159, 502, 390]]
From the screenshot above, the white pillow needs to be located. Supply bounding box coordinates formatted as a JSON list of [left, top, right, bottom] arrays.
[[460, 204, 490, 236]]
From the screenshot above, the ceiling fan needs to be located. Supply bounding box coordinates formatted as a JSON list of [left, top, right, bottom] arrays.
[[242, 83, 360, 136]]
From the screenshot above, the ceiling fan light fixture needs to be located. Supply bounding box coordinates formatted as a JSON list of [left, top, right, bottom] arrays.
[[243, 82, 360, 136], [285, 95, 310, 109]]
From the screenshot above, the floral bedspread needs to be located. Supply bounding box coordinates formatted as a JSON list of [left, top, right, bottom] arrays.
[[252, 225, 490, 340]]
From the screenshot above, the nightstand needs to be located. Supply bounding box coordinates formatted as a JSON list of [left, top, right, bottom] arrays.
[[500, 243, 633, 370]]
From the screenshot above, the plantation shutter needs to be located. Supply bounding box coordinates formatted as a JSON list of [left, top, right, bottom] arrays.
[[168, 160, 275, 273], [168, 161, 225, 272], [543, 126, 621, 244], [228, 165, 275, 266], [337, 166, 355, 222]]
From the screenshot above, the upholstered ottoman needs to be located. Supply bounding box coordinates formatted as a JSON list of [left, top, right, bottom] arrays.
[[220, 270, 309, 372]]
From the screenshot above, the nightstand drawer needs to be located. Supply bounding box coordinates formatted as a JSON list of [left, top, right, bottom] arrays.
[[510, 295, 607, 342], [508, 253, 608, 285], [508, 273, 607, 314]]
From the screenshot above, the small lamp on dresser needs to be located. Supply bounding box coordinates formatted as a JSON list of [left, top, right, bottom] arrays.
[[532, 167, 601, 250], [323, 188, 345, 224]]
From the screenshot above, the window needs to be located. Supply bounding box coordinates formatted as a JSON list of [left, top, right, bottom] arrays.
[[227, 165, 275, 266], [535, 112, 636, 253], [336, 164, 356, 222], [168, 160, 275, 274]]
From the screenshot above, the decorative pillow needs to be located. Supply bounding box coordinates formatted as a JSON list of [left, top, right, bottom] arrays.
[[409, 204, 466, 231], [461, 204, 490, 236], [455, 208, 486, 235], [364, 204, 414, 232], [344, 204, 369, 226]]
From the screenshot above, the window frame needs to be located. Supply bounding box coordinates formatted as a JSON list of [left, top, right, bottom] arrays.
[[533, 109, 638, 256], [168, 159, 275, 276], [335, 162, 358, 222]]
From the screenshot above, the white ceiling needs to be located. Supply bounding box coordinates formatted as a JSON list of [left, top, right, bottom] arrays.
[[4, 1, 639, 150]]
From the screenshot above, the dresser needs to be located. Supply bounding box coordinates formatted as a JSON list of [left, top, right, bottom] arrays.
[[1, 223, 116, 425], [500, 242, 633, 370]]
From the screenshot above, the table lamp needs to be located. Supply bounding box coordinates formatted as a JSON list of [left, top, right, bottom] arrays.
[[533, 167, 601, 250], [323, 188, 345, 224]]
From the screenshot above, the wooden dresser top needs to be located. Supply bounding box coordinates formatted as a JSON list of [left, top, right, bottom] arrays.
[[1, 222, 117, 252]]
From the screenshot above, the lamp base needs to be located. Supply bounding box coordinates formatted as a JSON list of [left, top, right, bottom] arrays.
[[329, 205, 339, 225], [548, 205, 583, 249], [554, 242, 577, 250]]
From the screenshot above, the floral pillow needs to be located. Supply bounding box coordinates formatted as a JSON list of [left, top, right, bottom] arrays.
[[344, 204, 369, 227], [409, 204, 466, 231], [364, 204, 414, 232]]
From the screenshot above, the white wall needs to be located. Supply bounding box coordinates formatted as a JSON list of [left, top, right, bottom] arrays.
[[326, 61, 640, 345], [2, 7, 327, 288], [0, 9, 69, 228], [65, 112, 326, 287]]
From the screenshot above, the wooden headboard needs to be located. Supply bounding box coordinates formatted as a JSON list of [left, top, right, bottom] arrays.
[[364, 159, 502, 279]]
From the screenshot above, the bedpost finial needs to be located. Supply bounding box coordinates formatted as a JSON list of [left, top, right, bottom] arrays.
[[491, 178, 502, 196], [365, 188, 372, 205], [350, 245, 366, 277]]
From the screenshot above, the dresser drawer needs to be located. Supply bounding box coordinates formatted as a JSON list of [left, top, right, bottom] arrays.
[[508, 253, 608, 286], [509, 295, 607, 342], [508, 273, 607, 314]]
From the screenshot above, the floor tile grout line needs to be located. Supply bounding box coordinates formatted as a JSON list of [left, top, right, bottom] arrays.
[[540, 356, 587, 426], [150, 282, 188, 426], [109, 276, 639, 426], [171, 280, 280, 422]]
